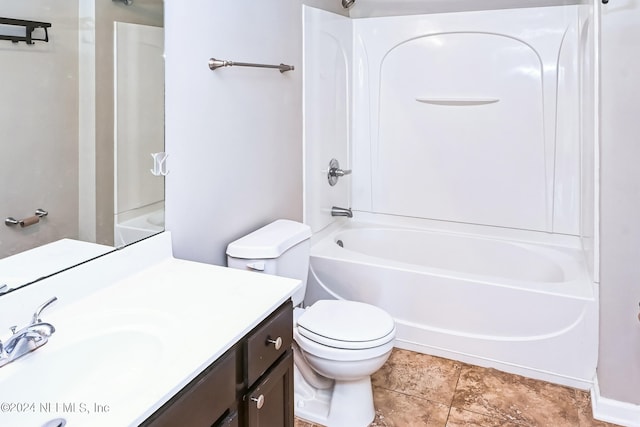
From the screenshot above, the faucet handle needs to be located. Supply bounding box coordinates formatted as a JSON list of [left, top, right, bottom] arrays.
[[327, 158, 352, 186], [31, 296, 58, 324]]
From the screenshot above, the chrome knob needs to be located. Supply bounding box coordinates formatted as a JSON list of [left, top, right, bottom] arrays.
[[267, 336, 282, 350], [251, 394, 265, 409]]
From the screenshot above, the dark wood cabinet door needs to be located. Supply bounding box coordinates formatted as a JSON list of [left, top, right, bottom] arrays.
[[244, 350, 293, 427], [215, 410, 239, 427], [142, 349, 237, 427]]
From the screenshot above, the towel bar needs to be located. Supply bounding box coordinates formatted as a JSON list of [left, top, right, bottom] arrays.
[[208, 58, 294, 73]]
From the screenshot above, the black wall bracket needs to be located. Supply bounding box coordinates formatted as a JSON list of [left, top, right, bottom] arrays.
[[0, 17, 51, 45]]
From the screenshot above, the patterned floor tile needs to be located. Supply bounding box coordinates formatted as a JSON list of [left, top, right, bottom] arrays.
[[451, 365, 580, 426], [574, 389, 621, 427], [296, 349, 622, 427], [372, 348, 463, 406], [372, 386, 450, 426], [447, 407, 531, 427], [294, 416, 322, 427]]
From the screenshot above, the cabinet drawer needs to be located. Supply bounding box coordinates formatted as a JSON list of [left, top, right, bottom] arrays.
[[143, 348, 237, 427], [246, 300, 292, 386]]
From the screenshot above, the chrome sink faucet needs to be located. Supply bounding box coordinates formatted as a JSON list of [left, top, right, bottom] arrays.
[[331, 206, 353, 218], [0, 296, 57, 368]]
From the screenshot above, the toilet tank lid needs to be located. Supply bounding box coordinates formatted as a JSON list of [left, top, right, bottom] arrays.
[[226, 219, 312, 259]]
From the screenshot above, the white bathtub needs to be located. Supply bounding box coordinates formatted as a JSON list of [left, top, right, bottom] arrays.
[[114, 206, 164, 247], [306, 219, 598, 389]]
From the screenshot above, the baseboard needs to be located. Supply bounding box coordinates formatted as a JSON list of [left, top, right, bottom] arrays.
[[591, 376, 640, 427]]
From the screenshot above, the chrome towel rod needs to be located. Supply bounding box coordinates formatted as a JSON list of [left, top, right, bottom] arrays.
[[208, 58, 294, 73], [5, 208, 48, 228]]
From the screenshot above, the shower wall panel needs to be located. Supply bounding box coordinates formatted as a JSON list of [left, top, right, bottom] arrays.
[[352, 6, 583, 233], [578, 5, 597, 282], [303, 6, 352, 233]]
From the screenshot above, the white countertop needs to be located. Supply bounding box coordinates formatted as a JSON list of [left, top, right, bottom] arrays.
[[0, 233, 301, 427], [0, 239, 113, 291]]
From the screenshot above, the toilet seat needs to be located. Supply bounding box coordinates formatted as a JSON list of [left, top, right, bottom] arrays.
[[294, 329, 395, 363], [297, 300, 396, 350]]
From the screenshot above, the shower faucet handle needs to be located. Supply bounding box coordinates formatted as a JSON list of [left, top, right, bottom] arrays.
[[327, 158, 351, 186], [330, 167, 351, 177]]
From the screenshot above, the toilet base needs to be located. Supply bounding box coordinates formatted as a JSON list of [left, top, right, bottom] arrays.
[[294, 364, 375, 427]]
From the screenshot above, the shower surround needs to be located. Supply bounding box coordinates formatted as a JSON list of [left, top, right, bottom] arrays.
[[302, 4, 597, 388]]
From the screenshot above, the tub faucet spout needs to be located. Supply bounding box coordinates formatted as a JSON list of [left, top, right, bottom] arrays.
[[331, 206, 353, 218]]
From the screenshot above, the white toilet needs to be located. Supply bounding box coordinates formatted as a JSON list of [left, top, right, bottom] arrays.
[[226, 219, 396, 427]]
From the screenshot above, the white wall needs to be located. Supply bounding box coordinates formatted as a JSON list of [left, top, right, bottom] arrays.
[[0, 2, 80, 258], [165, 0, 303, 266], [597, 0, 640, 409]]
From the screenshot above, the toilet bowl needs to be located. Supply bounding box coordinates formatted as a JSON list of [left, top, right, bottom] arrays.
[[226, 220, 396, 427]]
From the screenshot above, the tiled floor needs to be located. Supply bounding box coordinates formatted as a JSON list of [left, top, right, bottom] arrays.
[[294, 348, 620, 427]]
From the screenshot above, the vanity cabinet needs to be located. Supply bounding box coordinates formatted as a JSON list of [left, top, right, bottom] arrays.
[[141, 348, 238, 427], [141, 300, 293, 427], [242, 300, 294, 427]]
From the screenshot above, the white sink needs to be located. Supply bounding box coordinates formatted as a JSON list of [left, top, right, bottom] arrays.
[[0, 307, 174, 426], [2, 304, 176, 394], [4, 328, 167, 398], [0, 322, 170, 427]]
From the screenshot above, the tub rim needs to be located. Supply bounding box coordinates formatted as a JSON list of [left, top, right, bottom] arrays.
[[309, 217, 593, 300]]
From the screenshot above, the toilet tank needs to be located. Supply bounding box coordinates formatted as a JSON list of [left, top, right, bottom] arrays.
[[226, 220, 312, 306]]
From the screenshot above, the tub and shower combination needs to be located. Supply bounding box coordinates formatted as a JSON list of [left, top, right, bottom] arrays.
[[305, 217, 597, 388], [302, 3, 598, 388]]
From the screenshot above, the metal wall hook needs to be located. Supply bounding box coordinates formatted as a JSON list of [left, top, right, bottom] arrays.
[[150, 152, 169, 176]]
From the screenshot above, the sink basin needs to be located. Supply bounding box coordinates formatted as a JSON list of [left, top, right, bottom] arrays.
[[4, 327, 168, 402], [2, 304, 177, 407], [0, 323, 170, 427]]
